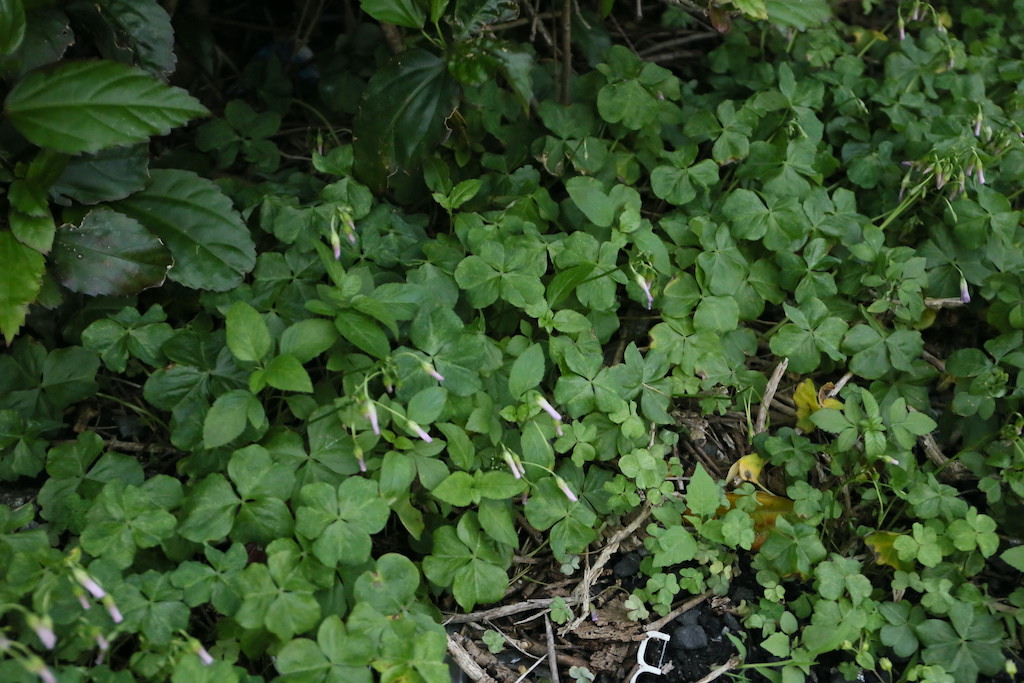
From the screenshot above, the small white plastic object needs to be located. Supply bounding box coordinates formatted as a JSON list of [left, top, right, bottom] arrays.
[[629, 630, 671, 683]]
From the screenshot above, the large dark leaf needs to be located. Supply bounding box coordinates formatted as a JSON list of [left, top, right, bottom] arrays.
[[112, 170, 256, 291], [51, 144, 149, 205], [353, 49, 460, 190], [0, 0, 26, 56], [5, 60, 207, 154], [1, 8, 73, 77], [50, 208, 171, 295], [69, 0, 176, 77], [451, 0, 518, 39]]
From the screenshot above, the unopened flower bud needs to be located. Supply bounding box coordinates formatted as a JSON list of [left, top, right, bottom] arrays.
[[408, 421, 432, 443], [103, 596, 123, 624], [536, 396, 562, 422], [556, 476, 578, 503], [329, 226, 342, 260], [196, 645, 214, 666], [635, 273, 654, 310], [72, 568, 106, 599], [960, 277, 971, 304], [364, 401, 379, 435], [29, 615, 56, 650], [422, 362, 445, 382]]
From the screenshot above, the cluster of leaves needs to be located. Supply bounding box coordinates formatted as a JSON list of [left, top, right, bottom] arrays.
[[3, 0, 1024, 682]]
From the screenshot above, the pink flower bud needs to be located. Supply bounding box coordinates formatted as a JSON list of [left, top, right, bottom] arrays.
[[29, 615, 56, 650], [103, 597, 123, 624], [408, 421, 432, 443], [73, 568, 106, 599], [636, 274, 654, 310], [364, 402, 379, 435], [536, 396, 562, 422], [422, 362, 445, 382], [502, 447, 525, 479], [960, 277, 971, 304], [330, 226, 342, 260], [556, 477, 578, 503], [196, 645, 215, 666]]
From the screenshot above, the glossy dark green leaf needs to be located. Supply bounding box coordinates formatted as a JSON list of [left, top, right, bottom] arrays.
[[5, 60, 207, 154], [112, 170, 255, 291], [88, 0, 176, 76], [359, 0, 425, 28], [51, 144, 149, 205], [353, 49, 460, 189], [50, 209, 171, 296], [0, 0, 26, 56]]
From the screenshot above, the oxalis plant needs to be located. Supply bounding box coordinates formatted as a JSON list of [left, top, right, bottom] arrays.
[[2, 0, 1024, 682]]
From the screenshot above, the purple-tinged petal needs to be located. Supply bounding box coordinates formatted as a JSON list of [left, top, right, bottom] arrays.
[[536, 396, 562, 421], [364, 402, 380, 435], [556, 477, 578, 503], [423, 363, 445, 382], [409, 421, 433, 443]]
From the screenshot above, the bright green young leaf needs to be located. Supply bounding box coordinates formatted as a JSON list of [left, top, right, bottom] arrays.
[[50, 209, 171, 296], [280, 318, 338, 363], [508, 343, 544, 399], [335, 310, 390, 358], [651, 525, 697, 567], [226, 301, 270, 363], [113, 170, 255, 291], [686, 463, 722, 518], [263, 354, 314, 393], [406, 385, 446, 425], [5, 60, 208, 154]]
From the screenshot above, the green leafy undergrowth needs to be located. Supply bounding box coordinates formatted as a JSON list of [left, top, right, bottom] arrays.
[[4, 1, 1024, 682]]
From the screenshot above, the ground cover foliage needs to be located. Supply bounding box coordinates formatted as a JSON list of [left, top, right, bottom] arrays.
[[2, 0, 1024, 681]]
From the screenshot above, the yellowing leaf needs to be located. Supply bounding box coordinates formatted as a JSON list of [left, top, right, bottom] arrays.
[[794, 379, 843, 432], [723, 491, 794, 550], [727, 452, 766, 486], [864, 531, 913, 571]]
